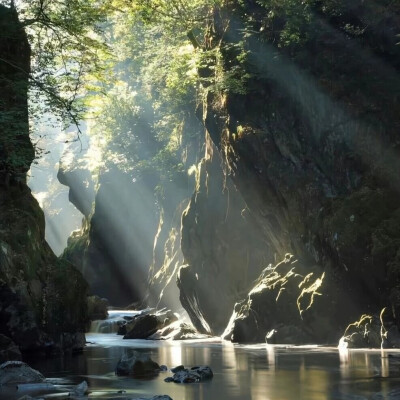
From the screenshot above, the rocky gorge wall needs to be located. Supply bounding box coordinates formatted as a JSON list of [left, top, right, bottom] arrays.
[[62, 167, 157, 306], [58, 0, 400, 345], [0, 5, 88, 356], [178, 135, 269, 334], [61, 112, 204, 310], [177, 0, 400, 343]]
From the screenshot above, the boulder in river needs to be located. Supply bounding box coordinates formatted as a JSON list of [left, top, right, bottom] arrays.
[[223, 254, 364, 344], [0, 361, 44, 385], [115, 350, 160, 377], [69, 380, 88, 397], [147, 321, 209, 341], [338, 310, 400, 349], [338, 314, 381, 349], [123, 310, 178, 339], [123, 315, 159, 339], [164, 365, 213, 383]]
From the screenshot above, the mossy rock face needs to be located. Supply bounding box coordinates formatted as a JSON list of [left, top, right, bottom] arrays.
[[61, 226, 89, 275], [0, 184, 88, 352], [0, 8, 88, 353], [0, 5, 34, 177]]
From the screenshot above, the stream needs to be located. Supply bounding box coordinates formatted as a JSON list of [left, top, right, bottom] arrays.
[[2, 313, 400, 400]]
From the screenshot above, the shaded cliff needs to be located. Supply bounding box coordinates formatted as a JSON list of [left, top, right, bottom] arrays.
[[178, 134, 268, 334], [62, 168, 157, 306], [177, 0, 400, 342], [0, 5, 88, 355]]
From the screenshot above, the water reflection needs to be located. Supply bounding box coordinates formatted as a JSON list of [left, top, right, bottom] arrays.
[[2, 336, 400, 400], [266, 344, 276, 371]]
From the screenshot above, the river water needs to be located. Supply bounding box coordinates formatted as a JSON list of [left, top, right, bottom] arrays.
[[2, 332, 400, 400]]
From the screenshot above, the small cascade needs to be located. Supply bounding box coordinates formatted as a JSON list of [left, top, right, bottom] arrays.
[[89, 309, 152, 333]]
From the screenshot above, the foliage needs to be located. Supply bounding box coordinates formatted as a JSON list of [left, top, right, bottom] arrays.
[[243, 0, 400, 53], [112, 0, 222, 45], [0, 0, 112, 130], [85, 10, 204, 185]]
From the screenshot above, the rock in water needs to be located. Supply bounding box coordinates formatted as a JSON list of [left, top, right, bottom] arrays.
[[170, 365, 184, 373], [338, 311, 400, 349], [115, 350, 160, 377], [164, 365, 213, 383], [123, 310, 178, 340], [123, 315, 159, 339], [70, 380, 88, 396], [223, 255, 364, 344], [0, 361, 44, 385]]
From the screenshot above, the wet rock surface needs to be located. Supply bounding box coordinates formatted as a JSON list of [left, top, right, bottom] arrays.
[[69, 380, 88, 397], [339, 311, 400, 349], [164, 365, 213, 384], [0, 361, 44, 385], [123, 315, 159, 340], [223, 255, 362, 344], [122, 309, 178, 340], [339, 314, 382, 349], [148, 321, 209, 341]]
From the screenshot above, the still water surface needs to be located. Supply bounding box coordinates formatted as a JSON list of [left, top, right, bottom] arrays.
[[3, 333, 400, 400]]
